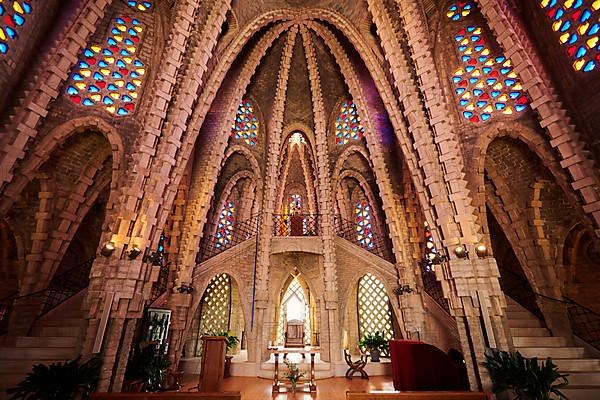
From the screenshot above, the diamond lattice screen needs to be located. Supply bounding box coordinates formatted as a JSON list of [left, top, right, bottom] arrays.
[[540, 0, 600, 72], [198, 274, 231, 350], [357, 274, 393, 340], [276, 277, 311, 345]]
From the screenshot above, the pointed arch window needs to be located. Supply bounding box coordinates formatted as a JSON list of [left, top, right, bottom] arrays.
[[231, 100, 259, 146], [276, 276, 310, 345], [540, 0, 600, 72], [66, 15, 147, 116], [0, 1, 34, 54], [335, 99, 364, 145], [447, 1, 528, 123], [357, 274, 394, 341], [289, 194, 302, 214], [127, 1, 152, 11], [355, 201, 374, 249], [215, 200, 235, 248]]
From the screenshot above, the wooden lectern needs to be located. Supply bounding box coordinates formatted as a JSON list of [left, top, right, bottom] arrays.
[[199, 336, 227, 392]]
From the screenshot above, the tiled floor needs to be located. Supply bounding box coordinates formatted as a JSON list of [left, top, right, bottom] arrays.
[[180, 375, 394, 400]]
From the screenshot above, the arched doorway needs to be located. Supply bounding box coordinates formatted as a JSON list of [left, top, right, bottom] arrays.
[[275, 274, 315, 346]]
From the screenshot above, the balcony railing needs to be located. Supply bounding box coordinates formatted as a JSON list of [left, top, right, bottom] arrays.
[[272, 214, 319, 237], [197, 214, 260, 263], [333, 215, 395, 263], [421, 269, 450, 313]]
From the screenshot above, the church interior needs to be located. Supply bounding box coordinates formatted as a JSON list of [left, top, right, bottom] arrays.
[[1, 0, 600, 399]]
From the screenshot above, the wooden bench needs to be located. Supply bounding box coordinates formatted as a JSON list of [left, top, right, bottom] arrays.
[[92, 392, 241, 400], [346, 391, 491, 400]]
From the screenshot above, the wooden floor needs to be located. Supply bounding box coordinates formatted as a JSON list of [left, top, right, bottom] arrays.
[[180, 375, 394, 400]]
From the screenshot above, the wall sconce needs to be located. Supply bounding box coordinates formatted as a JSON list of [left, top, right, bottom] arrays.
[[143, 251, 164, 266], [428, 251, 448, 265], [127, 245, 142, 260], [475, 244, 488, 258], [393, 284, 414, 296], [177, 283, 194, 294], [454, 245, 468, 258], [100, 242, 116, 257]]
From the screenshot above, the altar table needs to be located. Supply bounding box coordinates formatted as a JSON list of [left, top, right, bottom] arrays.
[[268, 346, 320, 393]]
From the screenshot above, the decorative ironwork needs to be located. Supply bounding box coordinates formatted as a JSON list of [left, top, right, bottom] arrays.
[[195, 273, 232, 355], [333, 215, 395, 263], [197, 214, 260, 263], [357, 274, 394, 343], [272, 214, 319, 237]]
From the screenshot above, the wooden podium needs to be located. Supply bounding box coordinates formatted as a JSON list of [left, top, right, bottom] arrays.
[[199, 336, 227, 392]]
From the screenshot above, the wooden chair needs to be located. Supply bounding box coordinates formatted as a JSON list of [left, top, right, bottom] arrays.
[[284, 319, 305, 348], [344, 349, 369, 379]]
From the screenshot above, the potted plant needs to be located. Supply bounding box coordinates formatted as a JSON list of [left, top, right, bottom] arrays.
[[284, 359, 305, 392], [211, 330, 239, 378], [483, 347, 569, 400], [359, 331, 388, 362], [125, 342, 171, 392], [8, 356, 101, 400]]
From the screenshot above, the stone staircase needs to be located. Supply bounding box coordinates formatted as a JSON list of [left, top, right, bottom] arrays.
[[0, 294, 85, 398], [507, 297, 600, 400]]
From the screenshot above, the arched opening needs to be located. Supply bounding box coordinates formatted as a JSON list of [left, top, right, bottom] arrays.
[[275, 274, 316, 347]]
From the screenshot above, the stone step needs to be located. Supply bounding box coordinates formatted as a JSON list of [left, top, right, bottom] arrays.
[[512, 336, 569, 348], [30, 325, 81, 337], [555, 359, 600, 372], [508, 318, 543, 328], [510, 327, 550, 337], [516, 346, 585, 359], [561, 385, 600, 400], [15, 336, 78, 348], [0, 346, 76, 360], [568, 372, 600, 386], [507, 310, 534, 320]]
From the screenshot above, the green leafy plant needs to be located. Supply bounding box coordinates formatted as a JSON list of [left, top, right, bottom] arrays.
[[483, 348, 569, 400], [211, 330, 240, 354], [358, 331, 389, 354], [7, 356, 101, 400], [284, 359, 305, 392], [125, 343, 171, 392]]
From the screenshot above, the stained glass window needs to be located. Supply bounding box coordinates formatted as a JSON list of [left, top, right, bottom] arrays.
[[66, 16, 146, 116], [289, 194, 302, 214], [355, 201, 374, 249], [127, 0, 152, 11], [335, 99, 364, 145], [215, 200, 234, 248], [277, 276, 310, 345], [447, 1, 473, 21], [540, 0, 600, 72], [0, 1, 33, 54], [357, 274, 394, 342], [447, 1, 528, 123], [197, 273, 231, 355], [423, 222, 439, 273], [231, 100, 258, 146]]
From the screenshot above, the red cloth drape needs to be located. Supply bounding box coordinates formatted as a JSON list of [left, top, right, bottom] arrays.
[[389, 340, 469, 391]]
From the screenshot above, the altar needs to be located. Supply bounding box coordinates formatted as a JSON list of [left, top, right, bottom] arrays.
[[268, 346, 320, 393]]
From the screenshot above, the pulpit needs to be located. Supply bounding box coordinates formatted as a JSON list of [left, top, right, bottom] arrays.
[[284, 319, 305, 348], [198, 336, 227, 392]]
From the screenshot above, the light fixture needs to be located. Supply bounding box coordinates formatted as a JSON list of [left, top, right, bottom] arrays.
[[127, 245, 142, 260], [475, 244, 488, 258], [177, 283, 194, 294], [454, 244, 468, 258], [393, 284, 414, 296], [100, 242, 116, 257], [428, 251, 448, 265]]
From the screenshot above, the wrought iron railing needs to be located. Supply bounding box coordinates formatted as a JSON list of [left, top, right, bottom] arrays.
[[499, 266, 600, 350], [197, 214, 260, 263], [272, 214, 319, 237], [0, 258, 95, 335], [332, 215, 395, 263], [150, 263, 170, 304], [421, 269, 450, 313]]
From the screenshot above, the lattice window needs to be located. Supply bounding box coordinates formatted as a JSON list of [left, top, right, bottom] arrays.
[[66, 15, 147, 116], [540, 0, 600, 72], [335, 99, 364, 145], [231, 100, 258, 146], [198, 274, 231, 352], [355, 201, 374, 249], [0, 1, 33, 54], [447, 1, 528, 123], [126, 0, 152, 11], [357, 274, 394, 340], [215, 200, 234, 249], [289, 194, 302, 214], [276, 277, 311, 345]]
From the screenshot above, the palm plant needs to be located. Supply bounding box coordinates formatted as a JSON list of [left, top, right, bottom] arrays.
[[484, 348, 569, 400]]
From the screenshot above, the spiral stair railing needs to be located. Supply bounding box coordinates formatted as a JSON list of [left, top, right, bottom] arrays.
[[196, 214, 260, 263], [332, 214, 395, 263]]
